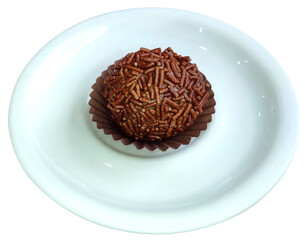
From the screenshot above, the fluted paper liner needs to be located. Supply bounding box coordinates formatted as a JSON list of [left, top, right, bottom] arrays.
[[89, 65, 216, 151]]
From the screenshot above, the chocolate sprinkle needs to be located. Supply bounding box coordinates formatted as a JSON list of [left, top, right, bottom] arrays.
[[100, 47, 213, 141]]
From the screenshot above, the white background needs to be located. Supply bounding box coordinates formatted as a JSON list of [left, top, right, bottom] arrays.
[[1, 0, 304, 239]]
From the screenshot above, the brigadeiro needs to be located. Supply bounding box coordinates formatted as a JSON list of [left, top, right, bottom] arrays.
[[89, 47, 216, 151]]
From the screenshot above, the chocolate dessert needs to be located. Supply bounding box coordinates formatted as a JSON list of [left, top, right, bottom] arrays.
[[89, 47, 215, 151]]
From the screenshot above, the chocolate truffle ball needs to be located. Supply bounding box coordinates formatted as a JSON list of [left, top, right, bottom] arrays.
[[101, 47, 212, 141]]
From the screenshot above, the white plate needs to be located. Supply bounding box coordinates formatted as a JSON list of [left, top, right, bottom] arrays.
[[9, 8, 299, 233]]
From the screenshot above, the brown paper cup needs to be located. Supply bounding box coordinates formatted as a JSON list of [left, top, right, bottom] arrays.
[[89, 66, 216, 151]]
